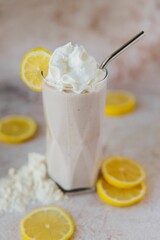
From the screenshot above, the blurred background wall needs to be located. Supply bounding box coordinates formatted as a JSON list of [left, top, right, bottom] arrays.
[[0, 0, 160, 93]]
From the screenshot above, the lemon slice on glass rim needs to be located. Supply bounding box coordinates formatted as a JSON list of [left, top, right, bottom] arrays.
[[20, 47, 51, 92]]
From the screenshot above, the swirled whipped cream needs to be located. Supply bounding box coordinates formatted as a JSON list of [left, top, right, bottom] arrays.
[[45, 42, 105, 93]]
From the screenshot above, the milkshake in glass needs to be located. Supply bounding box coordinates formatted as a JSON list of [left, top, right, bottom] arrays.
[[42, 43, 107, 191]]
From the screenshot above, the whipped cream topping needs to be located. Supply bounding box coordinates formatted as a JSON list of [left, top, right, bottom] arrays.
[[45, 42, 105, 93]]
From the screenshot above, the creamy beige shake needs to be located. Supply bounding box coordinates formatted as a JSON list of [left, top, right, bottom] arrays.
[[42, 43, 107, 190]]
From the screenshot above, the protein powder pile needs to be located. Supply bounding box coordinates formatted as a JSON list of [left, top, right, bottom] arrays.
[[0, 153, 64, 213]]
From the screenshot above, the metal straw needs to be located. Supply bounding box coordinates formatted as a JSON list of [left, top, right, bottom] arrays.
[[99, 31, 145, 70]]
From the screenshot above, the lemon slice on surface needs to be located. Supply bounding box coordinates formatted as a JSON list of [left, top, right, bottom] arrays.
[[101, 156, 146, 189], [0, 115, 37, 143], [20, 47, 51, 92], [96, 178, 146, 207], [104, 91, 136, 116], [20, 206, 75, 240]]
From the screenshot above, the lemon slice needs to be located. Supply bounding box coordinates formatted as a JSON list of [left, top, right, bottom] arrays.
[[104, 91, 136, 116], [102, 156, 146, 189], [0, 115, 37, 143], [20, 206, 75, 240], [96, 178, 146, 207], [20, 47, 51, 92]]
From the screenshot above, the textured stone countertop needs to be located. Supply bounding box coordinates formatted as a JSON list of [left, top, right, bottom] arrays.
[[1, 85, 160, 240], [0, 0, 160, 239]]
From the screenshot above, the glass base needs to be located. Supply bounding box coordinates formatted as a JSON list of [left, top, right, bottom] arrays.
[[54, 179, 96, 196]]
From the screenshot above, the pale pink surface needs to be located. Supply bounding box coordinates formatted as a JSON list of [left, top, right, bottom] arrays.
[[0, 0, 160, 239], [0, 0, 160, 92]]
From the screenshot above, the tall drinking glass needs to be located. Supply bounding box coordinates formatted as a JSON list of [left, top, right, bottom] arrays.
[[42, 72, 107, 191]]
